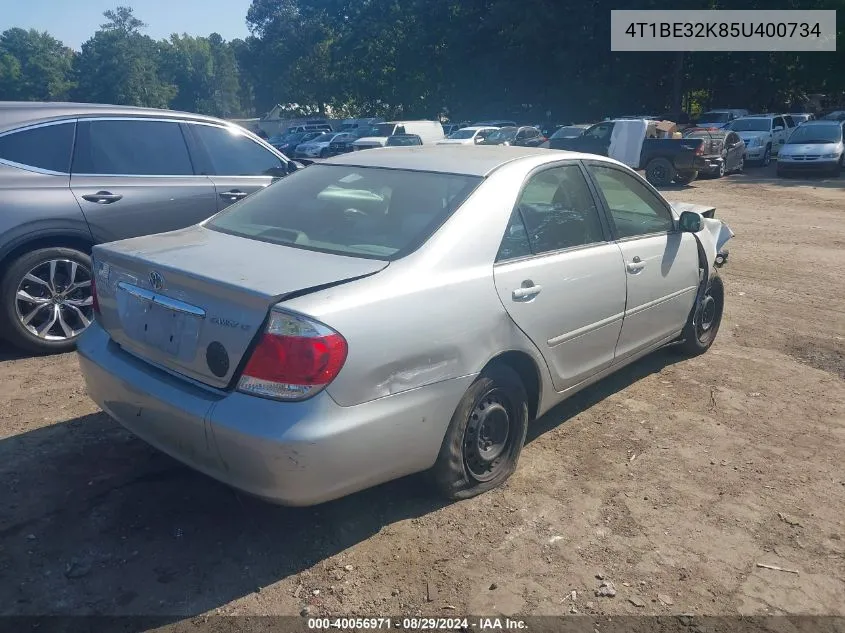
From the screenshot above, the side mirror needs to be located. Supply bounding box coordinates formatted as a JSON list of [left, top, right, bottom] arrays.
[[678, 210, 702, 233], [474, 136, 483, 143], [773, 125, 784, 132]]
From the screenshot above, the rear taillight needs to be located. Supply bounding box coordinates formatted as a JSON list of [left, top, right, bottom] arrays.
[[91, 276, 100, 315], [695, 144, 705, 155], [238, 310, 348, 401]]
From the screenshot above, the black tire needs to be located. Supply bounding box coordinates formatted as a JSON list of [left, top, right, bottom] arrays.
[[716, 159, 726, 178], [676, 274, 725, 357], [762, 145, 772, 167], [431, 364, 529, 500], [0, 247, 93, 355], [645, 158, 676, 187], [674, 170, 698, 185], [319, 148, 329, 159]]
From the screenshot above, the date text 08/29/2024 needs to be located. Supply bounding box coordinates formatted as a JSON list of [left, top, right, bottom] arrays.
[[306, 617, 528, 630]]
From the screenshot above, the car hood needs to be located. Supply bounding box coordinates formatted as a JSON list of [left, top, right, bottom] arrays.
[[781, 142, 841, 155]]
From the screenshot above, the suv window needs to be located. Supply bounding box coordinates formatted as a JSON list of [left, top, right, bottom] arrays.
[[505, 164, 604, 257], [783, 115, 795, 128], [0, 122, 76, 173], [190, 124, 285, 176], [588, 164, 674, 238], [773, 116, 785, 130], [73, 119, 193, 176], [585, 123, 613, 141]]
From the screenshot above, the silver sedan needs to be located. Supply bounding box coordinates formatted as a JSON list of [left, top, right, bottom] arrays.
[[77, 146, 733, 505]]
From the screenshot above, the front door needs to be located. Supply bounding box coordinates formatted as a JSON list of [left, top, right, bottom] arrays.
[[585, 162, 700, 360], [70, 118, 217, 243], [184, 122, 290, 210], [492, 162, 627, 392]]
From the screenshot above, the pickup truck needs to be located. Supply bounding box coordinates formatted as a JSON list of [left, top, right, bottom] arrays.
[[553, 119, 706, 186]]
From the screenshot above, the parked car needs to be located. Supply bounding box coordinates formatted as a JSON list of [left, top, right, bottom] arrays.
[[77, 145, 733, 506], [725, 115, 790, 166], [682, 128, 746, 177], [285, 124, 333, 134], [776, 120, 844, 177], [788, 113, 815, 124], [274, 131, 324, 156], [695, 109, 749, 129], [478, 126, 546, 147], [553, 119, 707, 186], [472, 119, 517, 128], [547, 124, 593, 150], [329, 127, 380, 155], [294, 132, 356, 159], [0, 102, 297, 353], [352, 120, 445, 150], [386, 134, 423, 146], [437, 126, 499, 145]]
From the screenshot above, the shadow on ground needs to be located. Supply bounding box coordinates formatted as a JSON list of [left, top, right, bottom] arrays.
[[0, 341, 682, 622]]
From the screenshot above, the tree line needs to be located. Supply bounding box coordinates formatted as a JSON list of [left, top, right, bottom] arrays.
[[1, 1, 844, 123]]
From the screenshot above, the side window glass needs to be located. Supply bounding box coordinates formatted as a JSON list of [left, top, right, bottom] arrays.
[[588, 164, 674, 239], [515, 164, 605, 254], [191, 124, 284, 176], [585, 123, 612, 140], [773, 117, 784, 129], [496, 208, 532, 262], [0, 122, 75, 173], [73, 120, 193, 175]]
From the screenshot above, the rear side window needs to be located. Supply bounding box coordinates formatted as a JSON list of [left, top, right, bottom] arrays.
[[0, 122, 75, 173], [207, 164, 482, 260], [73, 120, 193, 175], [190, 124, 285, 176]]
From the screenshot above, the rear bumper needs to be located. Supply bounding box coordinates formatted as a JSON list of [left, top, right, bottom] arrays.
[[77, 322, 474, 506]]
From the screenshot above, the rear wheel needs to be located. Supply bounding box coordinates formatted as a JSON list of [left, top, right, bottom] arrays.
[[0, 247, 93, 354], [676, 274, 724, 356], [432, 364, 529, 500], [645, 158, 675, 186], [717, 160, 726, 178]]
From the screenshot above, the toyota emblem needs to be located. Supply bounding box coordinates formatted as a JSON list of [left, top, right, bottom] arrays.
[[149, 271, 165, 291]]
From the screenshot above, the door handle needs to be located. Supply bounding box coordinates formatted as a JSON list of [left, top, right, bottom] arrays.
[[626, 256, 645, 274], [81, 191, 123, 204], [219, 189, 249, 200], [512, 284, 542, 300]]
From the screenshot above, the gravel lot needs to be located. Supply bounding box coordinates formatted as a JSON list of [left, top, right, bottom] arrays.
[[1, 162, 843, 619]]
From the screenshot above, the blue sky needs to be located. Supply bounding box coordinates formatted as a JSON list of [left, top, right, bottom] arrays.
[[5, 0, 254, 50]]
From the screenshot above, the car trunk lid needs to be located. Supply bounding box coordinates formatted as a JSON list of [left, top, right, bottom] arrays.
[[92, 225, 388, 389]]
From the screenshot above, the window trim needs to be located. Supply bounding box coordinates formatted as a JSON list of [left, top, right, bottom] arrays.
[[582, 159, 678, 243], [0, 118, 78, 176], [183, 120, 290, 178], [494, 159, 613, 266]]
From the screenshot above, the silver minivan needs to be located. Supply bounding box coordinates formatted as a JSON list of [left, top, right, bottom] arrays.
[[0, 102, 297, 353]]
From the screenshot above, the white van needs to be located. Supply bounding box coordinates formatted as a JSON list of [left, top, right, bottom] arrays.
[[352, 120, 445, 149]]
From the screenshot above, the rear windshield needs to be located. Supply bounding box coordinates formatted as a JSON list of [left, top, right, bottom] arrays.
[[699, 112, 731, 123], [206, 165, 483, 260]]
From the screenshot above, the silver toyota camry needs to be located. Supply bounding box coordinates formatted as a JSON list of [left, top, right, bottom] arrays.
[[77, 146, 733, 506]]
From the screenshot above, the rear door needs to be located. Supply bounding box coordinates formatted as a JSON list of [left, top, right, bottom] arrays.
[[70, 118, 217, 243], [585, 162, 699, 360], [185, 122, 289, 210], [492, 162, 627, 392]]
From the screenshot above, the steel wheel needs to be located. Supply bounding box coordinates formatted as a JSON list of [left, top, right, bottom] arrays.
[[462, 388, 514, 482], [14, 259, 93, 341], [718, 160, 726, 177]]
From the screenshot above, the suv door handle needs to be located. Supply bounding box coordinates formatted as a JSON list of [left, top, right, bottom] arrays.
[[219, 189, 249, 200], [81, 191, 123, 204], [512, 284, 542, 300]]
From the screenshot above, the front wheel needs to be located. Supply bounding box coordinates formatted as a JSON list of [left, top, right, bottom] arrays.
[[676, 274, 725, 356], [761, 145, 772, 167], [0, 247, 94, 354], [645, 158, 676, 186], [431, 364, 529, 500]]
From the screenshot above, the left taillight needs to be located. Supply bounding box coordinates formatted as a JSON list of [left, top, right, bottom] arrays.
[[238, 310, 348, 401]]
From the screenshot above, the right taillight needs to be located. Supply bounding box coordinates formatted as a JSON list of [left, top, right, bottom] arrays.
[[238, 310, 348, 401]]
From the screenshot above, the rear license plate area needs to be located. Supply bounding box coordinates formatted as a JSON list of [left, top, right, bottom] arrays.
[[117, 288, 201, 360]]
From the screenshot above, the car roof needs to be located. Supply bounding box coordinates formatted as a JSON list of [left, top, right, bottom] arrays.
[[0, 101, 227, 132], [798, 120, 841, 126], [323, 145, 598, 176]]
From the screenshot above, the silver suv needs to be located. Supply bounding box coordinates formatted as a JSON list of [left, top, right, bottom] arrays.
[[0, 102, 297, 353]]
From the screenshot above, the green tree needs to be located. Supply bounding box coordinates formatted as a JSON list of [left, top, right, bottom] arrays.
[[0, 28, 74, 101]]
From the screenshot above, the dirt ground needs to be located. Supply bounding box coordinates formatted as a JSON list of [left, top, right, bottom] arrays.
[[1, 162, 843, 620]]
